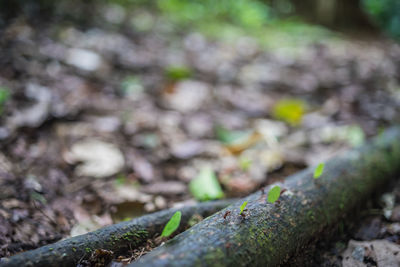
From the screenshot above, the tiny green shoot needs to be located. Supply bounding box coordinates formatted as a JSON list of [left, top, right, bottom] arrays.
[[239, 201, 248, 215], [161, 211, 181, 238], [267, 185, 281, 203], [313, 163, 325, 179]]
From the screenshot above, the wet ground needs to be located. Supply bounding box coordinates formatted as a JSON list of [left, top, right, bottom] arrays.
[[1, 3, 400, 266]]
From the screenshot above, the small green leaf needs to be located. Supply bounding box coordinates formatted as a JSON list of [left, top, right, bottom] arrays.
[[239, 201, 248, 214], [267, 185, 281, 203], [189, 167, 224, 201], [165, 65, 192, 81], [30, 192, 47, 204], [272, 98, 306, 126], [313, 163, 325, 179], [161, 211, 181, 237]]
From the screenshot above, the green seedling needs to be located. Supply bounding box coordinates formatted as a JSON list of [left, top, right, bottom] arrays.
[[161, 211, 181, 238], [267, 185, 281, 203], [313, 163, 325, 179], [239, 201, 248, 215]]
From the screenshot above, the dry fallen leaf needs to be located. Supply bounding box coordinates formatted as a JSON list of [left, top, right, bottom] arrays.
[[66, 139, 124, 178]]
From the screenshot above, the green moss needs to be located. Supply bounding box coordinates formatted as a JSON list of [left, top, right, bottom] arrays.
[[203, 246, 225, 266], [85, 247, 92, 253]]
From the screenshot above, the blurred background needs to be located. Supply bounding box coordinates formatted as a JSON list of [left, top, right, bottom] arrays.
[[1, 0, 400, 261]]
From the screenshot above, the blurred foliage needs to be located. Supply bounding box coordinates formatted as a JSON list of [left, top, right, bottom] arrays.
[[346, 125, 365, 147], [157, 0, 271, 29], [1, 0, 334, 53], [120, 76, 144, 97], [114, 174, 127, 186], [0, 87, 10, 115], [165, 66, 192, 81], [363, 0, 400, 40], [239, 156, 252, 171], [189, 167, 224, 201], [215, 126, 251, 145], [272, 98, 306, 126], [154, 0, 333, 52]]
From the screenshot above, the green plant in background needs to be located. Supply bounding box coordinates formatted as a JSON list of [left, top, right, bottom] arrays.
[[239, 156, 252, 171], [313, 163, 325, 179], [267, 185, 281, 203], [165, 65, 192, 81], [239, 200, 248, 215], [363, 0, 400, 41], [345, 125, 365, 147], [272, 98, 306, 126], [161, 211, 181, 237], [215, 125, 252, 145], [114, 174, 127, 186], [157, 0, 270, 29], [189, 167, 224, 201], [120, 76, 144, 96], [154, 0, 333, 53], [0, 87, 10, 115]]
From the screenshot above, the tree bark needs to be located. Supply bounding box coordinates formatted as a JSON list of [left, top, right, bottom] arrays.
[[130, 126, 400, 267], [0, 199, 235, 267]]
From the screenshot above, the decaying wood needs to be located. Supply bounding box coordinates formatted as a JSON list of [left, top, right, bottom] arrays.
[[0, 199, 235, 267], [130, 127, 400, 266]]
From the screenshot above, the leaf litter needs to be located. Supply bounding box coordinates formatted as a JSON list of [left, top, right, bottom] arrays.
[[1, 2, 400, 266]]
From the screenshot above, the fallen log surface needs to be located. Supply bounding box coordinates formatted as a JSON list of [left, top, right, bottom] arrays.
[[0, 199, 235, 267], [130, 127, 400, 267]]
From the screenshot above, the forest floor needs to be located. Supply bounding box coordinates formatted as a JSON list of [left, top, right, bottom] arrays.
[[1, 4, 400, 266]]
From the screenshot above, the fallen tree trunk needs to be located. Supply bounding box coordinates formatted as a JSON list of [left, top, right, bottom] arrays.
[[130, 126, 400, 267], [0, 199, 235, 267]]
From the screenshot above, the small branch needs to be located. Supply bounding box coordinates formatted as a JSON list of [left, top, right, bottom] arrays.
[[0, 199, 235, 267]]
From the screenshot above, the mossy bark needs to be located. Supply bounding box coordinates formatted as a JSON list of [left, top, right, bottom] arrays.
[[0, 200, 234, 267], [130, 127, 400, 267]]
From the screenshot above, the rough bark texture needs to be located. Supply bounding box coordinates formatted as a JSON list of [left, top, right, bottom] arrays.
[[0, 199, 235, 267], [130, 126, 400, 267]]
